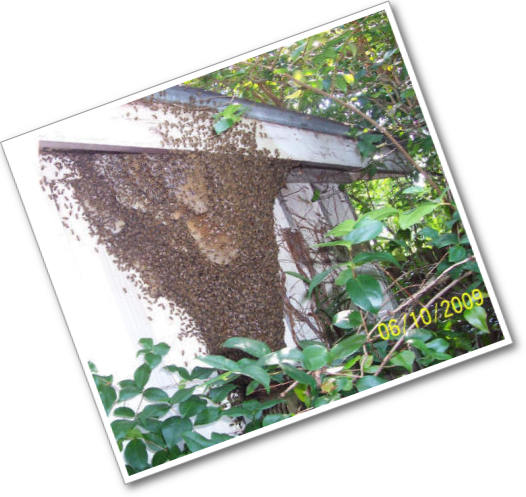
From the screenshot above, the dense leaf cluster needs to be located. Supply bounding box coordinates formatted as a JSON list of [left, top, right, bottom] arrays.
[[91, 335, 377, 475], [187, 11, 440, 182]]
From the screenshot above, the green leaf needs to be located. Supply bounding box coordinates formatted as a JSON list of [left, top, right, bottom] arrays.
[[93, 374, 113, 389], [179, 396, 207, 418], [170, 386, 195, 404], [419, 226, 439, 241], [399, 202, 439, 230], [167, 445, 182, 460], [313, 46, 338, 66], [311, 189, 321, 202], [140, 403, 171, 419], [343, 217, 384, 244], [137, 417, 162, 434], [326, 219, 356, 237], [144, 353, 162, 368], [164, 365, 191, 380], [344, 355, 362, 369], [124, 439, 149, 472], [118, 384, 141, 402], [195, 406, 221, 425], [353, 251, 401, 268], [302, 344, 329, 370], [390, 350, 415, 372], [464, 306, 489, 333], [256, 347, 304, 367], [284, 271, 310, 284], [182, 432, 218, 453], [402, 186, 425, 194], [449, 245, 467, 262], [222, 406, 252, 418], [111, 419, 136, 441], [290, 41, 307, 62], [329, 334, 367, 362], [243, 398, 284, 417], [114, 407, 135, 418], [334, 376, 354, 392], [208, 384, 237, 404], [98, 384, 117, 414], [222, 337, 271, 358], [152, 450, 170, 467], [356, 375, 387, 392], [88, 361, 97, 373], [334, 269, 354, 286], [143, 387, 170, 402], [432, 233, 458, 248], [220, 103, 246, 120], [138, 338, 153, 350], [315, 241, 352, 249], [357, 133, 383, 158], [189, 367, 215, 380], [161, 416, 192, 448], [262, 413, 290, 427], [143, 432, 167, 451], [346, 274, 383, 314], [245, 380, 259, 396], [426, 338, 449, 353], [362, 205, 398, 221], [281, 364, 316, 391], [406, 328, 433, 342], [307, 268, 333, 298], [349, 311, 363, 327], [334, 74, 347, 91], [152, 342, 170, 356], [199, 355, 238, 372], [134, 363, 151, 390], [235, 361, 271, 391], [213, 117, 234, 134], [293, 384, 310, 407], [210, 432, 233, 444], [332, 310, 355, 329], [118, 379, 136, 389], [313, 396, 333, 407]]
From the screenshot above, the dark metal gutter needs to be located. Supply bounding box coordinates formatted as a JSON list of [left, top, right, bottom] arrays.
[[153, 85, 352, 139]]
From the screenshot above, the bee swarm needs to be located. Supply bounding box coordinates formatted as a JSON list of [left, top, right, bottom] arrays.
[[40, 97, 298, 354]]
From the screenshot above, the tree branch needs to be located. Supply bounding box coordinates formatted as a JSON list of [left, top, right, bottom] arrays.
[[274, 72, 442, 194], [374, 270, 473, 376]]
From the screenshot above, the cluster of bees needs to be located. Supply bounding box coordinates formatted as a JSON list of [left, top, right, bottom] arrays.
[[40, 96, 298, 354]]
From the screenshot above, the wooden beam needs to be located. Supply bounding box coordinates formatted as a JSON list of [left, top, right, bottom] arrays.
[[35, 101, 409, 175]]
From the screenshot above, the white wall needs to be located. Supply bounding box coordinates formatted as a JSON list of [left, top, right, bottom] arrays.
[[0, 1, 524, 495]]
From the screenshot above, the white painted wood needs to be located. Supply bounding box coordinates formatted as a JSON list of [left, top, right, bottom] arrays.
[[34, 100, 407, 173], [273, 198, 319, 345], [5, 99, 402, 367], [312, 183, 356, 228], [279, 182, 330, 274]]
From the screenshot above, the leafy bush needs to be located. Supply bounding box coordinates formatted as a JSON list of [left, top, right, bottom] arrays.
[[91, 194, 502, 477], [91, 329, 404, 475]]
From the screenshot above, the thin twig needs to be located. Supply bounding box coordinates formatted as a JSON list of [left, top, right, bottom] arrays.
[[366, 255, 474, 340], [272, 71, 442, 194], [374, 271, 473, 376]]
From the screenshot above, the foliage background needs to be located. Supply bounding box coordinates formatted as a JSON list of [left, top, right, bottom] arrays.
[[186, 11, 503, 355]]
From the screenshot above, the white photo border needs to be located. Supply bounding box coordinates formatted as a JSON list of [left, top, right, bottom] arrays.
[[1, 1, 513, 484]]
